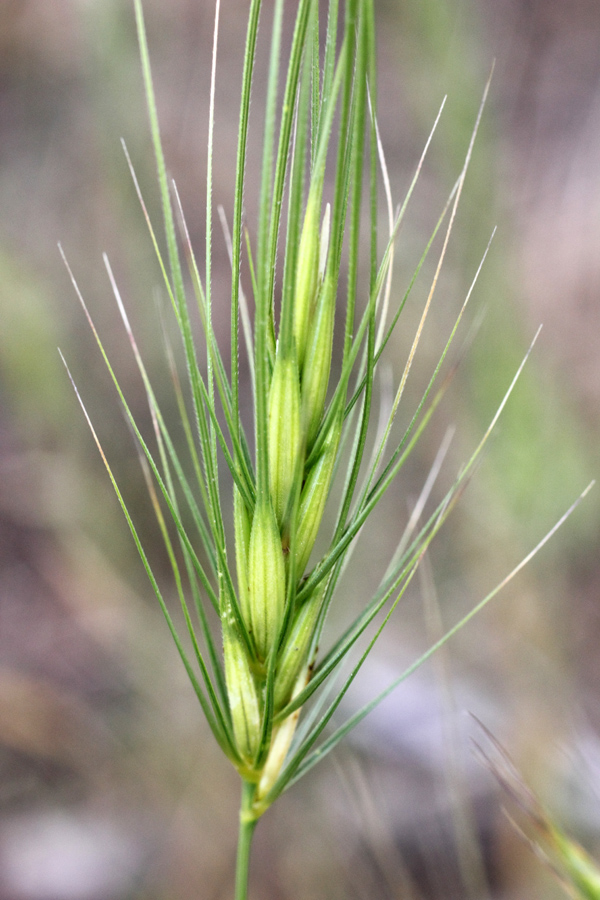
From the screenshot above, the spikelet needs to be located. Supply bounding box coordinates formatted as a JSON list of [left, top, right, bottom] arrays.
[[233, 486, 252, 621], [301, 273, 336, 449], [294, 413, 342, 577], [222, 610, 261, 765], [293, 192, 321, 370], [267, 350, 302, 528], [274, 584, 324, 711], [257, 665, 309, 804], [247, 498, 286, 662]]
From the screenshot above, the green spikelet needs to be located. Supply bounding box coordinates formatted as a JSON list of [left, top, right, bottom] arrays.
[[268, 350, 302, 527], [295, 413, 341, 576], [247, 498, 286, 661], [222, 610, 261, 765], [301, 273, 336, 449], [293, 193, 321, 370], [233, 486, 252, 621], [274, 585, 324, 711]]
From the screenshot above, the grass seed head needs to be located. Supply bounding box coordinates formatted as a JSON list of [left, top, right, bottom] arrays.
[[111, 0, 574, 850]]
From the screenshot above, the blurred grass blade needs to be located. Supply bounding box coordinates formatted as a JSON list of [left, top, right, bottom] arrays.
[[475, 718, 600, 900]]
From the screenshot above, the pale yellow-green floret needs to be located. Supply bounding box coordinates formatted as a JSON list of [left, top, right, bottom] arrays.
[[267, 351, 303, 527], [293, 192, 321, 369], [274, 584, 324, 711], [233, 486, 251, 621], [247, 497, 286, 662], [300, 273, 336, 449], [294, 415, 341, 577], [222, 611, 261, 764]]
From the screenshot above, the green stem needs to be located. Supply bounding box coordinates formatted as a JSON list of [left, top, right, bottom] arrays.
[[235, 780, 258, 900]]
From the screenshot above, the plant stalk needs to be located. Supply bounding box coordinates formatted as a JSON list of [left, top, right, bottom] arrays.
[[235, 780, 258, 900]]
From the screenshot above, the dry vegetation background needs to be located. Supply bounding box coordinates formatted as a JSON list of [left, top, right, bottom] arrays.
[[0, 1, 599, 898]]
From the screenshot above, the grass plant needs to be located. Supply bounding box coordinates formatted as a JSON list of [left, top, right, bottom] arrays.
[[60, 0, 593, 896]]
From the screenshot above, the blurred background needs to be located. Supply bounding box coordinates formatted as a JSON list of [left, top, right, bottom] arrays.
[[0, 0, 598, 898]]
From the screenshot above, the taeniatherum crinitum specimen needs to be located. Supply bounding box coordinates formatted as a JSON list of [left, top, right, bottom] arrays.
[[60, 1, 593, 897]]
